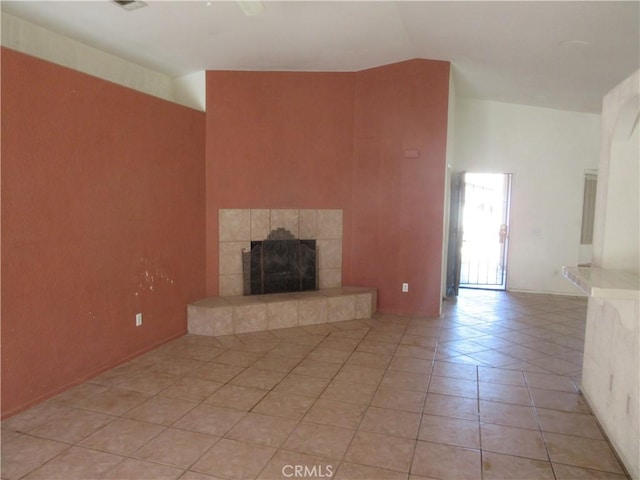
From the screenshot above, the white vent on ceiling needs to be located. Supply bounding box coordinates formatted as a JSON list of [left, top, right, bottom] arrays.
[[113, 0, 148, 11]]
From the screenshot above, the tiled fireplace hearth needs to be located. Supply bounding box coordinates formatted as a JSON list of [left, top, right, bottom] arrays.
[[188, 208, 377, 336], [188, 287, 377, 336]]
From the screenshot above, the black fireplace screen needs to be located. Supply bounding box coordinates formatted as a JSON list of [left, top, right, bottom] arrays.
[[242, 233, 317, 295]]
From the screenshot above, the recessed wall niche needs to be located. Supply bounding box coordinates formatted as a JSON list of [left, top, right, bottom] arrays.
[[218, 209, 343, 296]]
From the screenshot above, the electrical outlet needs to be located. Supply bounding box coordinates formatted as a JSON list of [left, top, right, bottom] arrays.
[[135, 313, 143, 327], [402, 283, 409, 293]]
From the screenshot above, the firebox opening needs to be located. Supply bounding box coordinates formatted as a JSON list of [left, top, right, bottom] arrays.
[[242, 229, 318, 295]]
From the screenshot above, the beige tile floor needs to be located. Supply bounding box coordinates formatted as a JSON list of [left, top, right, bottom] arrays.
[[1, 289, 630, 480]]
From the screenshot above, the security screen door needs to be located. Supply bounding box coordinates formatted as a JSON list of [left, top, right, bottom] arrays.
[[459, 173, 512, 290]]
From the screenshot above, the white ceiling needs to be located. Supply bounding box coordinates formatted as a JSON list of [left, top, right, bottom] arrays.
[[2, 1, 639, 113]]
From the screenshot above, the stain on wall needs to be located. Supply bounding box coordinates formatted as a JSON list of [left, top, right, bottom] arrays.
[[1, 48, 206, 417]]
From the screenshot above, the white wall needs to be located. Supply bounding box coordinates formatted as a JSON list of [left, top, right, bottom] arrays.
[[594, 86, 640, 274], [602, 122, 639, 272], [175, 71, 207, 112], [454, 98, 601, 295], [583, 70, 640, 480]]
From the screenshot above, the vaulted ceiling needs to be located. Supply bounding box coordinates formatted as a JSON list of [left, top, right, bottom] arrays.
[[2, 1, 638, 113]]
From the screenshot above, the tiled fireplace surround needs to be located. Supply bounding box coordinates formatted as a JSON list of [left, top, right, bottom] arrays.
[[188, 209, 377, 336]]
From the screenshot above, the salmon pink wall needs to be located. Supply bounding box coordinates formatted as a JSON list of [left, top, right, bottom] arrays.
[[205, 60, 450, 316], [205, 71, 356, 295], [1, 48, 206, 417], [349, 60, 450, 316]]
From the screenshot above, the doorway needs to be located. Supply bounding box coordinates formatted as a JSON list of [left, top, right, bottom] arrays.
[[459, 173, 512, 290]]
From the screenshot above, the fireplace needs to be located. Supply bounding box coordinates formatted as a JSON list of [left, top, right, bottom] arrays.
[[218, 208, 342, 296], [243, 228, 317, 295]]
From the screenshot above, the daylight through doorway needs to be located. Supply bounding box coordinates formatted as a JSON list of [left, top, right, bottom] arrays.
[[459, 173, 512, 290]]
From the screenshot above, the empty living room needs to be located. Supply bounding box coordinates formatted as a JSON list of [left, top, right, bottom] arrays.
[[1, 2, 639, 479]]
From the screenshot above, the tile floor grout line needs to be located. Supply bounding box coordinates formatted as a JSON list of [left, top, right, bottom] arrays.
[[259, 313, 425, 478], [251, 321, 374, 480], [179, 328, 315, 480], [476, 363, 486, 480], [406, 311, 455, 478], [522, 366, 559, 477], [330, 316, 409, 477], [163, 328, 328, 479]]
